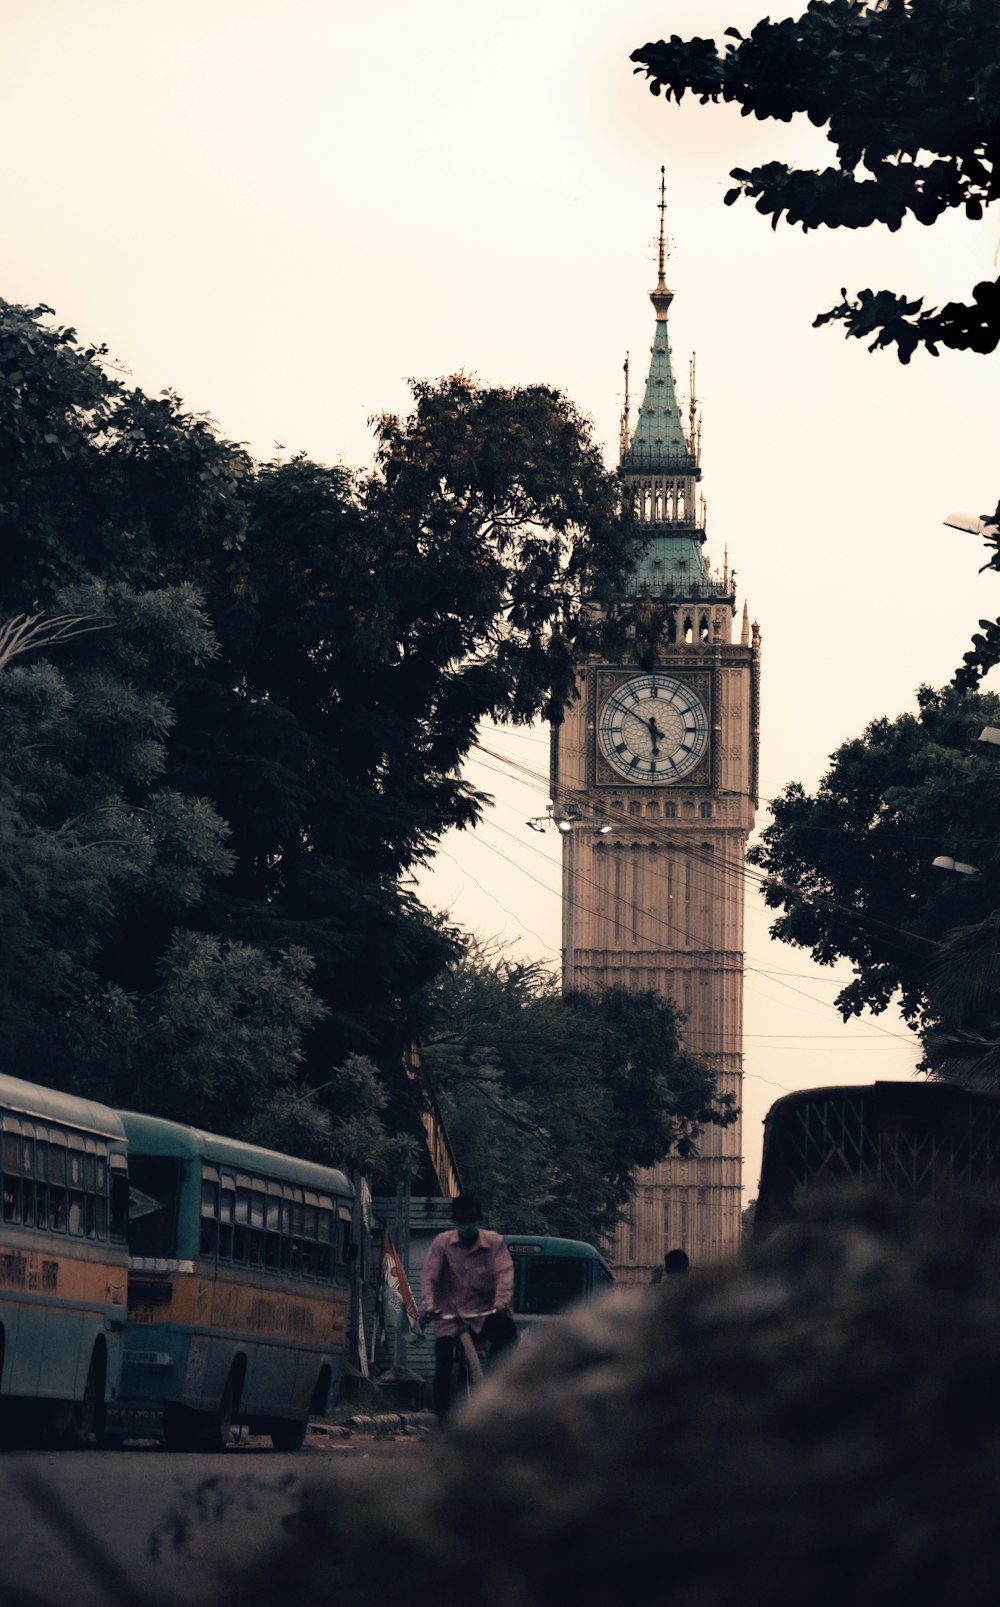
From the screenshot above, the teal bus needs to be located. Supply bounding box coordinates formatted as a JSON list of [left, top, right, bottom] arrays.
[[0, 1073, 130, 1447], [506, 1235, 614, 1338], [115, 1111, 354, 1451]]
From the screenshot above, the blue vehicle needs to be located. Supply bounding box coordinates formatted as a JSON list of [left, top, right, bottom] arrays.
[[506, 1235, 614, 1337], [115, 1110, 354, 1450], [0, 1072, 130, 1446]]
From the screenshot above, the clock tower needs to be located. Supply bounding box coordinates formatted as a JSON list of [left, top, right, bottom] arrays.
[[551, 174, 761, 1277]]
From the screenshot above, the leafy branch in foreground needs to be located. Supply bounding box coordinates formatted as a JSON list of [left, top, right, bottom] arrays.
[[631, 0, 1000, 359]]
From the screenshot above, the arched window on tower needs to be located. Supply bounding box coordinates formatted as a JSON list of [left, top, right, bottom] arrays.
[[700, 802, 713, 819], [699, 614, 709, 641], [683, 614, 694, 643]]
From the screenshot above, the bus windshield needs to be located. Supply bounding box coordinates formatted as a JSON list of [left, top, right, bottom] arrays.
[[128, 1154, 182, 1258], [518, 1257, 589, 1315]]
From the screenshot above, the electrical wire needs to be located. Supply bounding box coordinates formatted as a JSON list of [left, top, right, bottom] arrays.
[[470, 739, 946, 953], [474, 809, 915, 1047]]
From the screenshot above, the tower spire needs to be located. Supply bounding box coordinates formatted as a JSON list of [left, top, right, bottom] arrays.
[[619, 352, 631, 458], [651, 165, 673, 320]]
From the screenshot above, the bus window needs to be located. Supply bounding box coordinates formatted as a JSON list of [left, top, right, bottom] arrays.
[[94, 1154, 109, 1239], [519, 1259, 589, 1315], [83, 1150, 98, 1239], [33, 1137, 49, 1231], [49, 1137, 67, 1231], [316, 1199, 334, 1280], [233, 1174, 252, 1263], [200, 1166, 219, 1259], [218, 1173, 235, 1259], [264, 1181, 282, 1268], [19, 1130, 36, 1226], [110, 1155, 129, 1243], [2, 1120, 20, 1222], [68, 1138, 86, 1237], [337, 1204, 352, 1270], [300, 1194, 318, 1277], [128, 1155, 182, 1258]]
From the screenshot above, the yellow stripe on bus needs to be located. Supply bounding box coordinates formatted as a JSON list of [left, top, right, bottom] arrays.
[[128, 1268, 348, 1347], [0, 1246, 126, 1309]]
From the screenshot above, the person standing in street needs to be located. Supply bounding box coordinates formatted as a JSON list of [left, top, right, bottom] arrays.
[[651, 1247, 690, 1283], [420, 1194, 517, 1418]]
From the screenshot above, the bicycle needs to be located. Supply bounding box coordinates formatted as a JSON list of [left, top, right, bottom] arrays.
[[422, 1308, 499, 1412]]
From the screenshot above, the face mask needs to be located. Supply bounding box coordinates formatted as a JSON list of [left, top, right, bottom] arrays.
[[456, 1221, 480, 1243]]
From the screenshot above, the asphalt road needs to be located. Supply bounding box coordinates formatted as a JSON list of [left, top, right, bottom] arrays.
[[0, 1435, 426, 1607]]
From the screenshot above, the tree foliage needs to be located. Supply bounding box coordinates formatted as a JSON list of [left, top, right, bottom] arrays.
[[158, 373, 638, 1084], [0, 298, 643, 1170], [631, 0, 1000, 360], [747, 683, 1000, 1081], [419, 946, 734, 1241]]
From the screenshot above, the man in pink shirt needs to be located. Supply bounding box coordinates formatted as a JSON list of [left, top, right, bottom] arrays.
[[420, 1194, 518, 1418]]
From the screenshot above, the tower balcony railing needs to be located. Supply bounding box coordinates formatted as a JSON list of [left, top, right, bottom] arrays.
[[619, 451, 699, 477], [623, 572, 734, 602]]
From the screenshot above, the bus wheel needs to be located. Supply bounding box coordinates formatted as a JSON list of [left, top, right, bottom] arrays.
[[62, 1349, 105, 1450], [269, 1416, 308, 1452], [166, 1371, 237, 1453], [163, 1404, 200, 1452], [206, 1372, 236, 1451]]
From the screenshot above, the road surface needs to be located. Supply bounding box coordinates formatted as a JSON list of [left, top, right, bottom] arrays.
[[0, 1433, 426, 1607]]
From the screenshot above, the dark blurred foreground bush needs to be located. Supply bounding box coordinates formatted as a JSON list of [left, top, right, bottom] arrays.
[[219, 1193, 1000, 1607]]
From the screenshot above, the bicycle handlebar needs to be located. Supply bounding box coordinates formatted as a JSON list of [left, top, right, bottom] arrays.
[[425, 1308, 498, 1322]]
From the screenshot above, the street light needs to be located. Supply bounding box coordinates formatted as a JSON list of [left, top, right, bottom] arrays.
[[525, 808, 613, 835], [932, 855, 979, 875], [943, 511, 1000, 536]]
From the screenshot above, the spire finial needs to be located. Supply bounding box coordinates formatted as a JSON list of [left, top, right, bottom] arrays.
[[657, 165, 667, 290], [650, 166, 674, 320], [619, 352, 631, 461]]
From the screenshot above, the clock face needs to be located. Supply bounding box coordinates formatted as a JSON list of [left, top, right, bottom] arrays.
[[598, 674, 709, 784]]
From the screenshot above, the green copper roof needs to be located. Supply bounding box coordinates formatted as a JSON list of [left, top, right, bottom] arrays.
[[632, 530, 711, 591], [626, 314, 696, 473]]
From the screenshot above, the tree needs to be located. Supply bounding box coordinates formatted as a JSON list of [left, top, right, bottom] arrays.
[[0, 300, 248, 608], [154, 376, 639, 1087], [631, 0, 1000, 361], [0, 301, 644, 1159], [629, 4, 1000, 1088], [419, 946, 734, 1241], [747, 682, 1000, 1079], [0, 583, 234, 1080]]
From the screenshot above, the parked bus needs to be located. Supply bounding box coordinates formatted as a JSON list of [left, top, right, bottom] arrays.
[[753, 1080, 1000, 1240], [0, 1073, 130, 1446], [114, 1110, 354, 1451], [506, 1235, 614, 1337]]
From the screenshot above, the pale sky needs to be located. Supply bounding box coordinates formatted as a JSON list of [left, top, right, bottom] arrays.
[[5, 0, 999, 1199]]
